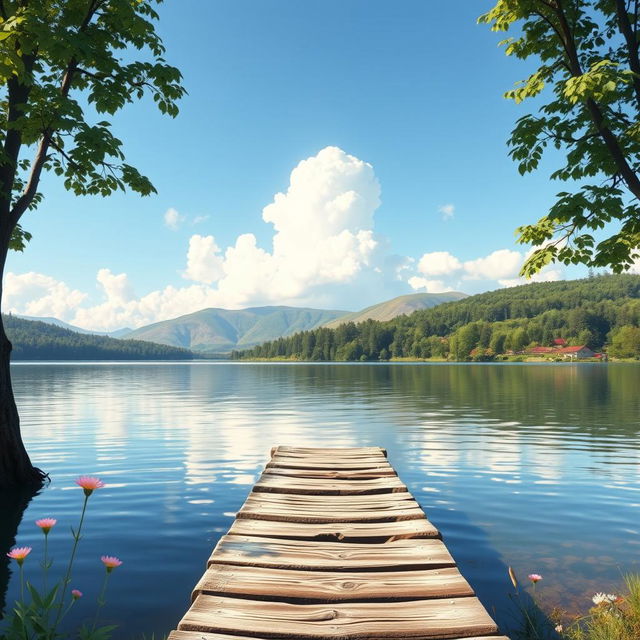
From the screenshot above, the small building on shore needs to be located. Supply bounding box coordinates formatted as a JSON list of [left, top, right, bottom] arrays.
[[525, 344, 596, 359], [555, 345, 596, 359]]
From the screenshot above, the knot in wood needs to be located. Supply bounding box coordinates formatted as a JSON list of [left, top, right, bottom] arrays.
[[341, 581, 356, 590]]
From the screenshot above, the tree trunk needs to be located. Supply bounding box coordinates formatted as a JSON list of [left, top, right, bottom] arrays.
[[0, 243, 45, 489]]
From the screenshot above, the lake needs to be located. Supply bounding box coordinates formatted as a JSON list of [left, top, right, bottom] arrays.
[[1, 362, 639, 638]]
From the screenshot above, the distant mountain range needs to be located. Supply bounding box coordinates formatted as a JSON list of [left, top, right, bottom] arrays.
[[123, 306, 347, 353], [322, 292, 467, 329], [12, 291, 470, 355]]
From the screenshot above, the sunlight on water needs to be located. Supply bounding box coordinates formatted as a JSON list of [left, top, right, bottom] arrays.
[[1, 362, 639, 638]]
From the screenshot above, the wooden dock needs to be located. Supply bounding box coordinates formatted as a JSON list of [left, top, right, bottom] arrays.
[[168, 446, 507, 640]]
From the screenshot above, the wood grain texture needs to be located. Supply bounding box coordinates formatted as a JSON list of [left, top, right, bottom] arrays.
[[178, 594, 499, 639], [273, 446, 387, 457], [209, 535, 457, 571], [237, 500, 425, 523], [254, 474, 408, 495], [241, 492, 418, 508], [229, 516, 439, 542], [170, 633, 509, 640], [268, 459, 395, 471], [168, 446, 504, 640], [263, 467, 397, 479], [193, 565, 474, 602]]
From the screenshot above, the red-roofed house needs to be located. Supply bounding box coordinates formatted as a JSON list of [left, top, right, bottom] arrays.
[[553, 338, 567, 346], [556, 345, 595, 359]]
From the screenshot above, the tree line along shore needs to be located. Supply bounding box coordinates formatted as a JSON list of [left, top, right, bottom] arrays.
[[232, 275, 640, 362]]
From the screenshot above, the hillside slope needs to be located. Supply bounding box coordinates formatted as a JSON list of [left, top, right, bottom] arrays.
[[17, 315, 131, 338], [233, 275, 640, 361], [4, 315, 193, 360], [323, 292, 467, 328], [124, 306, 346, 353]]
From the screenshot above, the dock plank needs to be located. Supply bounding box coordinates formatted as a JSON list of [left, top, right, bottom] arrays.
[[178, 594, 499, 639], [238, 499, 425, 523], [208, 535, 457, 571], [193, 565, 474, 602], [229, 516, 439, 541], [170, 633, 509, 640], [254, 474, 408, 495], [263, 467, 397, 479]]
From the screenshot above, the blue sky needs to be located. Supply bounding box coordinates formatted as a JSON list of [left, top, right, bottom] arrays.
[[5, 1, 592, 330]]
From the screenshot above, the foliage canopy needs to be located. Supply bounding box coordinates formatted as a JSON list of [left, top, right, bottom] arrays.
[[479, 0, 640, 275], [0, 0, 184, 251]]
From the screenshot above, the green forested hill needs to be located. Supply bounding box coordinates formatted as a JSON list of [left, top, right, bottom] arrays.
[[232, 275, 640, 361], [4, 315, 193, 360], [322, 292, 468, 328]]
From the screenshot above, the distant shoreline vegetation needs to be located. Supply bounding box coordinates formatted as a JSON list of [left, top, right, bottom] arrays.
[[4, 315, 194, 361], [232, 275, 640, 362]]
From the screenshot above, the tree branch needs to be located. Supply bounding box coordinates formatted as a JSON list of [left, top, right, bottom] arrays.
[[9, 0, 104, 227], [614, 0, 640, 111], [550, 1, 640, 201]]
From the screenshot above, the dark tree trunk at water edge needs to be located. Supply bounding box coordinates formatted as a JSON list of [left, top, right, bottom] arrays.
[[0, 245, 44, 489]]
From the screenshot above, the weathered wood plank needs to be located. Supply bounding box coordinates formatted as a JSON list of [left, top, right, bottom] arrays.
[[237, 501, 425, 523], [229, 517, 439, 541], [241, 492, 417, 508], [209, 535, 456, 571], [170, 633, 509, 640], [263, 467, 397, 479], [268, 459, 395, 471], [210, 535, 453, 569], [254, 474, 408, 495], [193, 565, 474, 602], [273, 446, 387, 457], [178, 595, 499, 639]]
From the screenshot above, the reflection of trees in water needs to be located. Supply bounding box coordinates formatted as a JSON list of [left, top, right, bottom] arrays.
[[0, 486, 38, 618], [268, 363, 639, 440]]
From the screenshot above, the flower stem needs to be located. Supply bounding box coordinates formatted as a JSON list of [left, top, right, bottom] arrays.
[[43, 533, 49, 593], [19, 563, 24, 604], [91, 572, 111, 632], [53, 493, 89, 632]]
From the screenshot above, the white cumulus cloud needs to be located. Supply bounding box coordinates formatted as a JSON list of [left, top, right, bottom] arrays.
[[463, 249, 523, 281], [183, 235, 225, 284], [417, 251, 462, 277], [3, 272, 87, 319]]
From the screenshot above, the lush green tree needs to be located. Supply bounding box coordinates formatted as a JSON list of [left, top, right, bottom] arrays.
[[609, 324, 640, 357], [480, 1, 640, 274], [0, 0, 184, 488]]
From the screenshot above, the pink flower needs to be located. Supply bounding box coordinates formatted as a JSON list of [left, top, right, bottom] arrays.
[[528, 573, 543, 583], [35, 518, 57, 534], [75, 476, 105, 497], [7, 547, 32, 566], [71, 589, 83, 600], [101, 555, 122, 573]]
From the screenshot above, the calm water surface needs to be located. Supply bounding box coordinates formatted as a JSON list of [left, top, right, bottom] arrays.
[[1, 362, 639, 637]]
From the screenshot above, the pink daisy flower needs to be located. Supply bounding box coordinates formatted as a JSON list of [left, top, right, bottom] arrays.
[[528, 573, 543, 583], [101, 555, 122, 573], [7, 547, 32, 565], [35, 518, 57, 534], [75, 476, 105, 497], [71, 589, 83, 600]]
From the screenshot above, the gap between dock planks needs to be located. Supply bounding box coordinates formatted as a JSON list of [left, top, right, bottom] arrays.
[[169, 446, 507, 640]]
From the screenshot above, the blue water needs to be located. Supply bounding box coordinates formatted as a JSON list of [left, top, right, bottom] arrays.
[[2, 362, 639, 638]]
